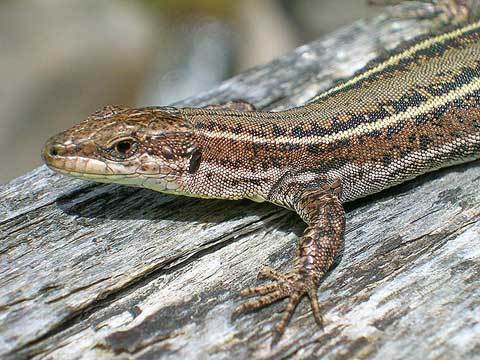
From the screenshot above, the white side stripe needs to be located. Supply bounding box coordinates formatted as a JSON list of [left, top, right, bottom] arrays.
[[199, 77, 480, 145], [309, 21, 480, 102]]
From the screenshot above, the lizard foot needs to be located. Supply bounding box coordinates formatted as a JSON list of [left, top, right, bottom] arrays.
[[232, 266, 322, 345]]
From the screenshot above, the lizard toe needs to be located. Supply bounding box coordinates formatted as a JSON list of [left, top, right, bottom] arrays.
[[234, 269, 323, 345]]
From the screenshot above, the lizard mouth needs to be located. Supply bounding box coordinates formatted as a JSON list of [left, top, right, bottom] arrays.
[[45, 164, 119, 180], [43, 141, 136, 178], [45, 161, 181, 193]]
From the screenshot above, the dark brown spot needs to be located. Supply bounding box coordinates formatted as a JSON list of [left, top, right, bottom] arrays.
[[161, 146, 174, 160], [188, 148, 202, 174]]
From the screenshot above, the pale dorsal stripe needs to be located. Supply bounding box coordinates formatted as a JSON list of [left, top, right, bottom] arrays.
[[309, 20, 480, 103], [199, 76, 480, 145]]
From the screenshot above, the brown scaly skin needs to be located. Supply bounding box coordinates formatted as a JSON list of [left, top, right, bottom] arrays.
[[43, 2, 480, 345]]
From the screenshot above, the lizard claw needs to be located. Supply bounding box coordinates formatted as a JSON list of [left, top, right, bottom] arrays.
[[233, 268, 322, 344]]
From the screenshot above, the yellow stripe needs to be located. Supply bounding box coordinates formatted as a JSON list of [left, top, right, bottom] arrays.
[[309, 21, 480, 103], [199, 76, 480, 145]]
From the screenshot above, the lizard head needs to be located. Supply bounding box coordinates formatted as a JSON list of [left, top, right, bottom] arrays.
[[42, 105, 202, 194]]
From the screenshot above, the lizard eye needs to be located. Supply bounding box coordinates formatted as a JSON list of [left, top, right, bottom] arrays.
[[112, 138, 137, 157], [116, 140, 131, 154]]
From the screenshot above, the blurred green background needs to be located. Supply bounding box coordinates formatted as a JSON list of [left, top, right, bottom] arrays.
[[0, 0, 379, 183]]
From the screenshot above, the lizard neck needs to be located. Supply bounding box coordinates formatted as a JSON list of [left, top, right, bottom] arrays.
[[178, 107, 309, 202]]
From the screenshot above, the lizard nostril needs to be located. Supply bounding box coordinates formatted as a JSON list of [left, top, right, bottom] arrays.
[[47, 143, 65, 158]]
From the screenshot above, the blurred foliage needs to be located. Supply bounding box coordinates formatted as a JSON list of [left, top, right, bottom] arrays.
[[142, 0, 235, 18]]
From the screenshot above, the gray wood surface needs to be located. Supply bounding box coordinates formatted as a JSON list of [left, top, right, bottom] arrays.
[[1, 3, 479, 359]]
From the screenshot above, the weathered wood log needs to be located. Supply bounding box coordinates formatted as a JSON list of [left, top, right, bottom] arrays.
[[1, 3, 479, 359]]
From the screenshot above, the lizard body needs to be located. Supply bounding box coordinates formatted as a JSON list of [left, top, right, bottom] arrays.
[[43, 16, 480, 343]]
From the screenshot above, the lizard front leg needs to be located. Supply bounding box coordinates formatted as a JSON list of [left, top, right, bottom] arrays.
[[233, 179, 345, 344]]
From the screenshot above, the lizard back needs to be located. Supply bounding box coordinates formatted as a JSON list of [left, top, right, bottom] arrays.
[[183, 21, 480, 202]]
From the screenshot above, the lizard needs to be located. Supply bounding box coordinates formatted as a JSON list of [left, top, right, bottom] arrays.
[[42, 1, 480, 344]]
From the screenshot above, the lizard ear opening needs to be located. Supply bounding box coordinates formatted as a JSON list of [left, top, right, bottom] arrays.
[[187, 146, 202, 174]]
